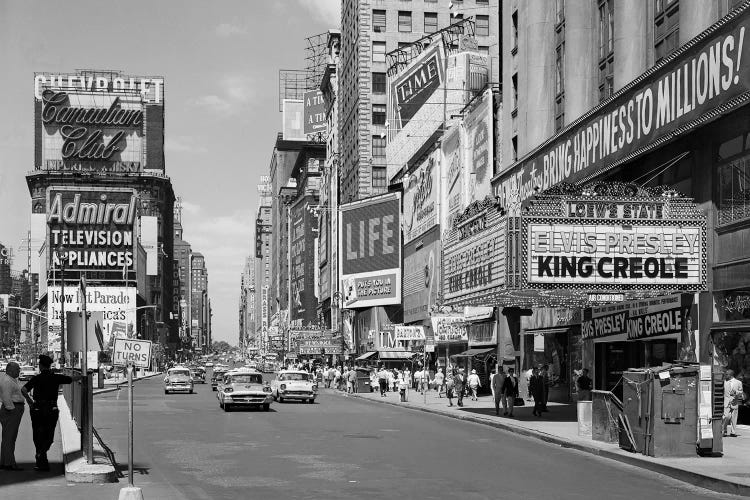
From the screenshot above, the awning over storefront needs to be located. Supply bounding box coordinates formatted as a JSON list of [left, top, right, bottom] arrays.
[[522, 327, 570, 336], [377, 351, 415, 360], [355, 351, 377, 361], [452, 348, 495, 358]]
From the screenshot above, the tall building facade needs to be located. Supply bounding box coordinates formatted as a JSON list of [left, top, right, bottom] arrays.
[[190, 252, 208, 352], [339, 0, 500, 203], [492, 1, 750, 414], [255, 179, 273, 352], [173, 200, 192, 351], [27, 69, 177, 362], [239, 255, 255, 350]]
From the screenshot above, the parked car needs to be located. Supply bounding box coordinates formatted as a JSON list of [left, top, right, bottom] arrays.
[[192, 367, 206, 384], [216, 369, 272, 412], [19, 365, 38, 381], [164, 367, 194, 394], [270, 370, 318, 403]]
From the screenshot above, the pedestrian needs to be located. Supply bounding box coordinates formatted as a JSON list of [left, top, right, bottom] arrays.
[[434, 368, 445, 398], [467, 369, 481, 401], [22, 354, 82, 471], [454, 368, 466, 407], [541, 364, 550, 412], [576, 368, 592, 402], [325, 366, 334, 389], [391, 369, 399, 392], [0, 362, 26, 470], [377, 366, 388, 397], [333, 366, 342, 391], [723, 369, 745, 437], [446, 370, 456, 407], [398, 371, 409, 402], [502, 368, 519, 417], [347, 366, 357, 394], [491, 365, 506, 416], [529, 367, 545, 417], [404, 367, 412, 391]]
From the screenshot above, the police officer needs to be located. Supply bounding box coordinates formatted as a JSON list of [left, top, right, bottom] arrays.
[[21, 354, 81, 471]]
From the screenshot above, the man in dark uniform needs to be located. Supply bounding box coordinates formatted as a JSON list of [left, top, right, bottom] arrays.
[[21, 354, 81, 471]]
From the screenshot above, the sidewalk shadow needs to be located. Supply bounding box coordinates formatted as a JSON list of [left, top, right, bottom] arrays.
[[457, 403, 578, 423], [0, 460, 64, 487]]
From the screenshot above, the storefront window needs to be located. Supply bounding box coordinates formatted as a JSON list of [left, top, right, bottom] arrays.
[[718, 152, 750, 225]]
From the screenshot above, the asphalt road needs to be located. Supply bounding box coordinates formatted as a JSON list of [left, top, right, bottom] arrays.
[[2, 374, 743, 500]]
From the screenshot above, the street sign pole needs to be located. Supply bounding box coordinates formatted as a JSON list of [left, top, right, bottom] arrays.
[[79, 276, 94, 465], [128, 363, 133, 487]]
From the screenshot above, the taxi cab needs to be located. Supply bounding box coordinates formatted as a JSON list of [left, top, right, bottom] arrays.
[[211, 368, 228, 391], [216, 369, 272, 412], [164, 366, 194, 394], [270, 370, 318, 403]]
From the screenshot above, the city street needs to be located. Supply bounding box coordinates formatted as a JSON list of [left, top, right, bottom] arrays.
[[1, 375, 740, 500]]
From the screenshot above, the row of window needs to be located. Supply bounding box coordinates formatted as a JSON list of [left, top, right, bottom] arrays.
[[372, 41, 490, 63], [372, 9, 490, 36]]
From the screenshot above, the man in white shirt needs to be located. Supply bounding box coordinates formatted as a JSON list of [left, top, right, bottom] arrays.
[[0, 362, 27, 470], [723, 370, 745, 437]]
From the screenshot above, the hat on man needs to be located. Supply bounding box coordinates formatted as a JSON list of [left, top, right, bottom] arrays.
[[471, 369, 477, 374], [39, 354, 54, 367]]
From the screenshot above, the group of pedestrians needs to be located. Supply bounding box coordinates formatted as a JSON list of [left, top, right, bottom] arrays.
[[0, 355, 81, 471], [491, 366, 519, 416]]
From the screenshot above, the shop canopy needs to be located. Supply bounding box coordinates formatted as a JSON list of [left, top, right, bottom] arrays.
[[452, 348, 495, 358], [377, 351, 416, 360], [355, 352, 377, 361]]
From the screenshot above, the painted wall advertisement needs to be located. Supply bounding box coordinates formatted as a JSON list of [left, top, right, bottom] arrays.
[[34, 71, 164, 173], [463, 89, 494, 202], [339, 193, 401, 308], [431, 315, 468, 343], [47, 187, 136, 273], [47, 286, 137, 352], [403, 150, 438, 243], [303, 89, 326, 135], [403, 226, 440, 324], [441, 125, 464, 231], [443, 204, 508, 306], [523, 198, 707, 291], [582, 293, 694, 342], [495, 14, 750, 208], [290, 198, 318, 324]]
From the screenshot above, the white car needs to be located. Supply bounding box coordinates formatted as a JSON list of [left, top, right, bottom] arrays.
[[164, 367, 194, 394], [216, 369, 272, 412], [19, 365, 38, 381], [270, 370, 318, 403]]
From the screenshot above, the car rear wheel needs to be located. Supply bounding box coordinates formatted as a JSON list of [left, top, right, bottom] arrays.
[[189, 389, 194, 394], [263, 404, 270, 412], [309, 398, 315, 404]]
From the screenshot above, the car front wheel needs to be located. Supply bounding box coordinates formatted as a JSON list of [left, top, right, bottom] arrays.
[[263, 404, 270, 412], [223, 403, 232, 412]]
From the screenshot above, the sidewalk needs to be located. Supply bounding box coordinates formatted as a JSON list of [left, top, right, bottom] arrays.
[[336, 387, 750, 497]]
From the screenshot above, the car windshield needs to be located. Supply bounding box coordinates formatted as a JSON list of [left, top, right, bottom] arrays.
[[230, 374, 263, 384], [170, 370, 190, 377], [279, 373, 310, 381]]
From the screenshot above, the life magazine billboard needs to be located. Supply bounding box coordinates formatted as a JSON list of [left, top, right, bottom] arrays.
[[339, 192, 401, 308]]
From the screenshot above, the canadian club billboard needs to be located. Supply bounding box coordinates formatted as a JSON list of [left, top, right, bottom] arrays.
[[521, 183, 707, 294], [47, 187, 137, 273], [34, 70, 165, 173], [339, 192, 401, 308]]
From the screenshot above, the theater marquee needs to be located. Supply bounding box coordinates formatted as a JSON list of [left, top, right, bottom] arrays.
[[521, 184, 707, 293]]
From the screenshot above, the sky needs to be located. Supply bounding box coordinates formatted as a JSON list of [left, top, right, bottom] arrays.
[[0, 0, 341, 346]]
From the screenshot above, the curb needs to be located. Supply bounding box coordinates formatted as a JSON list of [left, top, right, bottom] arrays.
[[338, 391, 750, 497], [57, 394, 117, 483]]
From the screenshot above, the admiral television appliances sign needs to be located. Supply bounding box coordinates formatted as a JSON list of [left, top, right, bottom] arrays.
[[522, 197, 707, 292], [47, 187, 137, 273], [339, 192, 401, 308]]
